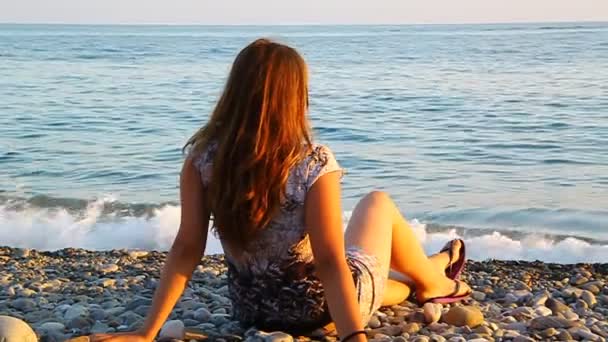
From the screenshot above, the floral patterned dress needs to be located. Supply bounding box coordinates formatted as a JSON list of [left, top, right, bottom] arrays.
[[192, 143, 386, 332]]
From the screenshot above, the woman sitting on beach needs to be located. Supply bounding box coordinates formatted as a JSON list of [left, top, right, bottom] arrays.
[[91, 39, 471, 342]]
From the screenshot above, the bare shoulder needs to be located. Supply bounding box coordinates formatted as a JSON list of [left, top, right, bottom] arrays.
[[180, 156, 203, 188]]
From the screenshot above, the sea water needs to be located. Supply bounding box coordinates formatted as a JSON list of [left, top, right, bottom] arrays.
[[1, 23, 607, 262]]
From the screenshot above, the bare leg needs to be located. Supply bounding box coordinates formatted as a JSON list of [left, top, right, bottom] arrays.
[[390, 240, 464, 287], [382, 279, 412, 306], [345, 191, 469, 305]]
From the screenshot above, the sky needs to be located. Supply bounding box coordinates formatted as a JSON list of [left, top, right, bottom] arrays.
[[1, 0, 607, 25]]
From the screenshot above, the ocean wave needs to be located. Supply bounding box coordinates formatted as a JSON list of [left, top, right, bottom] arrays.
[[1, 196, 607, 263]]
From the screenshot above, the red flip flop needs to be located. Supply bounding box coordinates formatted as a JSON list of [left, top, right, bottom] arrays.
[[440, 239, 466, 280]]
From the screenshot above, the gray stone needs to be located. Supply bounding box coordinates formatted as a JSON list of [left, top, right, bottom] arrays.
[[210, 314, 230, 326], [98, 263, 119, 273], [429, 334, 446, 342], [128, 250, 149, 259], [0, 316, 38, 342], [125, 297, 152, 311], [67, 316, 92, 330], [504, 322, 528, 332], [569, 327, 601, 341], [510, 306, 534, 320], [513, 336, 535, 342], [133, 305, 150, 317], [472, 325, 492, 335], [534, 306, 552, 317], [9, 298, 36, 312], [530, 316, 576, 330], [447, 337, 466, 342], [375, 325, 401, 336], [64, 304, 89, 321], [368, 316, 381, 329], [503, 330, 521, 339], [105, 306, 126, 316], [371, 333, 391, 341], [18, 288, 37, 297], [442, 306, 484, 328], [183, 319, 200, 327], [471, 291, 486, 301], [581, 290, 597, 307], [542, 327, 558, 337], [562, 310, 580, 321], [159, 320, 185, 339], [562, 287, 584, 298], [118, 311, 143, 326], [591, 324, 608, 338], [412, 337, 430, 342], [264, 331, 293, 342], [39, 322, 65, 333], [193, 307, 212, 322], [427, 322, 448, 333], [99, 278, 116, 287], [90, 321, 110, 334], [401, 322, 421, 334], [582, 283, 602, 294], [571, 275, 589, 286], [90, 308, 107, 321], [423, 302, 442, 324], [557, 329, 573, 340], [545, 298, 570, 315]]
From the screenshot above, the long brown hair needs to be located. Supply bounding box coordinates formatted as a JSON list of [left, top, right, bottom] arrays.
[[184, 38, 312, 250]]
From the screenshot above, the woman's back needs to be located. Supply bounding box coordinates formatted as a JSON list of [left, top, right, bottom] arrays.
[[191, 142, 342, 330]]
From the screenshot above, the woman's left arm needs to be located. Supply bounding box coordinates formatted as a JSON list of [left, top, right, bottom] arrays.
[[91, 156, 210, 342]]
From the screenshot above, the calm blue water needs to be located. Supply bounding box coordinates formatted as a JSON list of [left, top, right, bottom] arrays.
[[1, 23, 607, 262]]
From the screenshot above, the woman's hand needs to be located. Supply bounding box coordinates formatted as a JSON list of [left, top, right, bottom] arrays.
[[89, 332, 151, 342]]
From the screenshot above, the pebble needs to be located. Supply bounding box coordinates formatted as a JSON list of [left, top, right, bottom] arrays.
[[159, 320, 185, 339], [64, 304, 89, 321], [9, 298, 36, 312], [557, 329, 573, 340], [128, 250, 150, 259], [582, 290, 597, 307], [529, 316, 575, 330], [442, 306, 484, 328], [471, 291, 486, 301], [545, 298, 570, 315], [368, 316, 381, 329], [423, 302, 442, 324], [534, 306, 552, 317], [582, 281, 604, 294], [402, 322, 421, 334], [569, 327, 602, 341], [97, 263, 120, 274], [264, 331, 294, 342], [193, 307, 212, 322]]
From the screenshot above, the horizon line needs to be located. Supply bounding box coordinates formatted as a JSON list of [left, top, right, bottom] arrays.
[[1, 19, 606, 27]]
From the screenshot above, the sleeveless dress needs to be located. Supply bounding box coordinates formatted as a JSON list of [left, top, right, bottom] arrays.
[[191, 143, 387, 332]]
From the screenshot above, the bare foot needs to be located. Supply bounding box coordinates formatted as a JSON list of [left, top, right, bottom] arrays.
[[429, 239, 463, 272], [416, 277, 471, 304]]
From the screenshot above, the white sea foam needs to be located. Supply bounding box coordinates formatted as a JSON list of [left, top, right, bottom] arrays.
[[1, 198, 607, 263]]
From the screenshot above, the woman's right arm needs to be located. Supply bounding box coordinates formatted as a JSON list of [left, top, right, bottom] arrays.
[[305, 171, 367, 342], [91, 157, 210, 342]]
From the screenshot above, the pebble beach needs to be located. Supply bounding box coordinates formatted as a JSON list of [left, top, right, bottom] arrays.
[[1, 247, 607, 341]]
